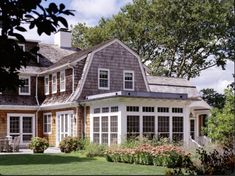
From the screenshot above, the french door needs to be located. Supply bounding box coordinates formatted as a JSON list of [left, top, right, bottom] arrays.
[[7, 114, 35, 144], [56, 111, 74, 146]]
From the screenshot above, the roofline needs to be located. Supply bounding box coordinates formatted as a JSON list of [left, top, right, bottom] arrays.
[[0, 105, 39, 110], [148, 83, 196, 88], [40, 101, 78, 110]]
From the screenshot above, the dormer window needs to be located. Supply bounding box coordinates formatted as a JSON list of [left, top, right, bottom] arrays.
[[123, 71, 134, 91], [19, 76, 30, 95], [60, 71, 66, 92], [52, 73, 57, 94], [44, 76, 49, 95], [98, 68, 109, 90]]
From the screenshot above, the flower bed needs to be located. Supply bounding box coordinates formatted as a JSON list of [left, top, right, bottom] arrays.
[[105, 144, 190, 168]]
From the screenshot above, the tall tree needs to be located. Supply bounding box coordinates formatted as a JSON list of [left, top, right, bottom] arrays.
[[205, 88, 235, 145], [72, 0, 234, 80], [200, 88, 226, 109], [0, 0, 74, 91]]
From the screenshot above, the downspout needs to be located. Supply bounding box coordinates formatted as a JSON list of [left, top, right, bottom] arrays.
[[83, 103, 86, 139], [35, 74, 41, 137]]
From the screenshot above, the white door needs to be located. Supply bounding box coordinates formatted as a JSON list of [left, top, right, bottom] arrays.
[[56, 112, 74, 146]]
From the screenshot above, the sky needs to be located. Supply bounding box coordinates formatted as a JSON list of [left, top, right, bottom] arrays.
[[22, 0, 234, 94]]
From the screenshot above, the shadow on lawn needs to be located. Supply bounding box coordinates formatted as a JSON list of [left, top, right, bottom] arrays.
[[0, 154, 96, 165]]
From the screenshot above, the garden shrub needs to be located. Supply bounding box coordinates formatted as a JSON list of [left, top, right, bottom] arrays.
[[59, 136, 81, 153], [105, 144, 188, 168], [28, 137, 49, 153], [85, 143, 107, 157]]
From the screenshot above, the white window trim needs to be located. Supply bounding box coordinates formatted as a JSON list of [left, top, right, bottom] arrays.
[[98, 68, 110, 90], [123, 70, 134, 91], [43, 113, 52, 134], [52, 73, 57, 94], [18, 44, 25, 51], [44, 75, 49, 95], [60, 71, 66, 92], [19, 76, 31, 95]]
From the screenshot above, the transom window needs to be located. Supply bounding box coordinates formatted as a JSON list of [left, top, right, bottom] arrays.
[[124, 71, 134, 90], [127, 115, 139, 138], [43, 113, 52, 134], [94, 108, 100, 114], [60, 71, 66, 92], [143, 107, 155, 112], [19, 76, 30, 95], [98, 69, 109, 89], [102, 107, 109, 113], [172, 108, 183, 113], [126, 106, 139, 112], [172, 116, 184, 141], [52, 74, 57, 94], [158, 116, 170, 139], [44, 76, 49, 95], [111, 106, 119, 112], [158, 107, 169, 113], [143, 116, 155, 139]]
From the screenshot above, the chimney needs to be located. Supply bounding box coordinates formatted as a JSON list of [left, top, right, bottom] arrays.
[[54, 28, 72, 48]]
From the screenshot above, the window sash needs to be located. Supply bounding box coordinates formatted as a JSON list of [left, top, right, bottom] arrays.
[[43, 114, 52, 133], [19, 77, 30, 95], [124, 71, 134, 90], [98, 69, 109, 89], [60, 71, 66, 92], [52, 74, 57, 93], [44, 76, 49, 95]]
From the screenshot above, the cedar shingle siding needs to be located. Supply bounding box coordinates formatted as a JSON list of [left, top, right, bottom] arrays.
[[80, 42, 147, 99]]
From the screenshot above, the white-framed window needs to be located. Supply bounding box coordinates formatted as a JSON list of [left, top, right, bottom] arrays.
[[19, 76, 31, 95], [60, 71, 66, 92], [143, 116, 155, 139], [127, 115, 140, 138], [18, 44, 25, 51], [44, 76, 49, 95], [172, 116, 184, 142], [98, 68, 110, 90], [123, 71, 134, 90], [52, 73, 57, 94], [158, 116, 170, 139], [93, 116, 100, 144], [43, 113, 52, 134]]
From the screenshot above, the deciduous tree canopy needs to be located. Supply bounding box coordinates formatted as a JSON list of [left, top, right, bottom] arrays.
[[0, 0, 74, 91], [72, 0, 234, 80]]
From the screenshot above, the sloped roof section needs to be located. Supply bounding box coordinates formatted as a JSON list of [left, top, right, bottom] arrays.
[[147, 76, 200, 98]]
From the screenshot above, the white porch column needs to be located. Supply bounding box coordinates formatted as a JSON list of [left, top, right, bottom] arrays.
[[119, 104, 126, 144], [183, 104, 190, 146]]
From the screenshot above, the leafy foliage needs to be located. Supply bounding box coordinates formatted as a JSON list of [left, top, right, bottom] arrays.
[[59, 136, 81, 153], [28, 137, 49, 153], [72, 0, 234, 80], [0, 0, 74, 91], [200, 88, 226, 109], [84, 143, 107, 158], [205, 88, 235, 145]]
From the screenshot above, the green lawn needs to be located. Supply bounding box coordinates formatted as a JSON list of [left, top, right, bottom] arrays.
[[0, 153, 167, 175]]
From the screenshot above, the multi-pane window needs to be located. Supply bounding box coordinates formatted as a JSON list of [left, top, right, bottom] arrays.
[[143, 107, 155, 112], [172, 116, 184, 141], [158, 107, 169, 113], [19, 76, 30, 95], [111, 106, 118, 112], [143, 116, 155, 139], [93, 117, 100, 144], [94, 108, 100, 114], [43, 114, 52, 134], [102, 107, 109, 113], [126, 106, 139, 112], [44, 76, 49, 95], [93, 115, 118, 145], [98, 69, 109, 89], [101, 116, 108, 144], [127, 116, 139, 138], [124, 71, 134, 90], [190, 119, 195, 140], [172, 108, 183, 113], [158, 116, 170, 138], [60, 71, 66, 92], [52, 74, 57, 94]]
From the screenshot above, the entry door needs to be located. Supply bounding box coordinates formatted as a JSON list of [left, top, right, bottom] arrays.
[[57, 112, 74, 145], [8, 114, 35, 144]]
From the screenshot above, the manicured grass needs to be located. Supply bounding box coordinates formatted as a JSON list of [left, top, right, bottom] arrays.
[[0, 153, 167, 175]]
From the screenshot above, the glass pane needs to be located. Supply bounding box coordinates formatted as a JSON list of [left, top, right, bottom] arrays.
[[23, 135, 32, 143], [101, 133, 108, 145], [10, 117, 20, 133], [143, 116, 155, 133], [93, 117, 100, 132], [93, 134, 100, 144], [158, 116, 169, 132], [110, 116, 118, 132], [101, 116, 108, 132], [172, 116, 183, 132], [65, 114, 68, 132], [110, 134, 118, 144], [127, 116, 139, 134], [23, 117, 32, 133]]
